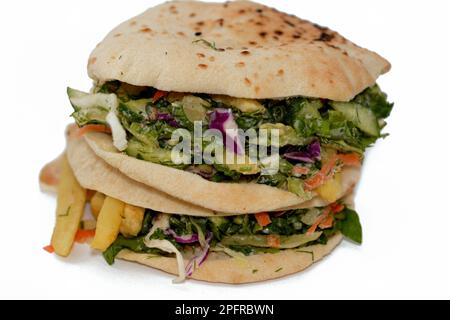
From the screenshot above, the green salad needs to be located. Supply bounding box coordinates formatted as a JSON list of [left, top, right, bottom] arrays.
[[103, 203, 362, 265], [68, 81, 393, 196]]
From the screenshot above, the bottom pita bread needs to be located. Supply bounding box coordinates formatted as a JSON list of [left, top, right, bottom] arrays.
[[117, 233, 343, 284]]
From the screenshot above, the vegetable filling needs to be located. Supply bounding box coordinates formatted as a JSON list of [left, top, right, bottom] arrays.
[[102, 202, 363, 268], [68, 82, 393, 195]]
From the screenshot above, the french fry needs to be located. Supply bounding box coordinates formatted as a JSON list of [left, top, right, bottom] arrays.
[[50, 156, 87, 257], [90, 192, 105, 219], [120, 204, 145, 237], [91, 197, 124, 251]]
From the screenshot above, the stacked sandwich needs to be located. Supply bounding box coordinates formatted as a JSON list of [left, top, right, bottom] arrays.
[[40, 1, 393, 283]]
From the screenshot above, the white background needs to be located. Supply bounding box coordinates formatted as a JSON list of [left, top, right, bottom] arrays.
[[1, 0, 449, 299]]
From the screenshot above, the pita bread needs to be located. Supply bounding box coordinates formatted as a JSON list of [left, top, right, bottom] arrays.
[[84, 132, 361, 214], [115, 193, 355, 283], [39, 154, 63, 194], [88, 1, 390, 101], [66, 136, 214, 215], [117, 233, 343, 284], [42, 137, 356, 216]]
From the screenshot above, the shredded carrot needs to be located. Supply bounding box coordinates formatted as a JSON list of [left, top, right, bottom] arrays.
[[318, 215, 334, 229], [153, 90, 168, 102], [307, 207, 331, 234], [43, 245, 55, 254], [336, 153, 361, 167], [330, 202, 345, 214], [304, 153, 361, 191], [73, 125, 111, 138], [292, 166, 310, 176], [267, 235, 281, 248], [304, 155, 338, 190], [319, 202, 345, 229], [304, 173, 325, 191], [74, 229, 96, 243], [255, 212, 272, 227]]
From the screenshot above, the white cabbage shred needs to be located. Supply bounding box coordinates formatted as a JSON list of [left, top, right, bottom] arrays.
[[105, 94, 128, 151], [144, 213, 186, 283], [143, 239, 186, 284]]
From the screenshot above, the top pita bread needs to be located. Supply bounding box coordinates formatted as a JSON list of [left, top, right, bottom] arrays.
[[88, 0, 390, 101]]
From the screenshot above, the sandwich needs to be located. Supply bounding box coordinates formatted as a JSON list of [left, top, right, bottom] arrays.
[[40, 0, 393, 284]]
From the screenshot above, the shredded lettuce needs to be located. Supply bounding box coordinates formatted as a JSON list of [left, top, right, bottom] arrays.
[[220, 232, 322, 249], [106, 109, 128, 151], [146, 213, 170, 238], [353, 85, 394, 119], [144, 239, 186, 283], [189, 217, 206, 248], [102, 206, 363, 275], [259, 123, 305, 147], [102, 235, 160, 265], [335, 208, 363, 244], [140, 213, 187, 283], [287, 178, 312, 199], [69, 82, 392, 193], [68, 88, 111, 126], [211, 244, 248, 263]]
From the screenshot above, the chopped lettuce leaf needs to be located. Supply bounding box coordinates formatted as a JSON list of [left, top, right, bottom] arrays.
[[353, 84, 393, 119], [126, 137, 181, 167], [300, 208, 322, 226], [287, 177, 312, 199], [330, 102, 380, 137], [146, 213, 170, 238], [189, 216, 206, 248], [213, 95, 266, 113], [69, 83, 392, 192], [68, 87, 115, 126], [335, 208, 363, 244], [102, 235, 160, 265], [220, 232, 322, 249], [211, 244, 248, 262], [259, 123, 305, 146]]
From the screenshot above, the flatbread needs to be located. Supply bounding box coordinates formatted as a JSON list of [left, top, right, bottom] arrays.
[[66, 136, 214, 216], [116, 193, 356, 284], [39, 154, 63, 194], [42, 136, 357, 216], [117, 233, 343, 284], [88, 1, 390, 101], [279, 171, 359, 211], [84, 132, 361, 214]]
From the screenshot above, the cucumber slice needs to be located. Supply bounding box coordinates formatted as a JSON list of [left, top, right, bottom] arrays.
[[180, 95, 210, 122], [330, 102, 380, 137], [212, 95, 266, 113], [68, 87, 128, 150], [67, 87, 117, 111], [220, 232, 322, 249], [67, 87, 118, 126], [209, 216, 229, 228]]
